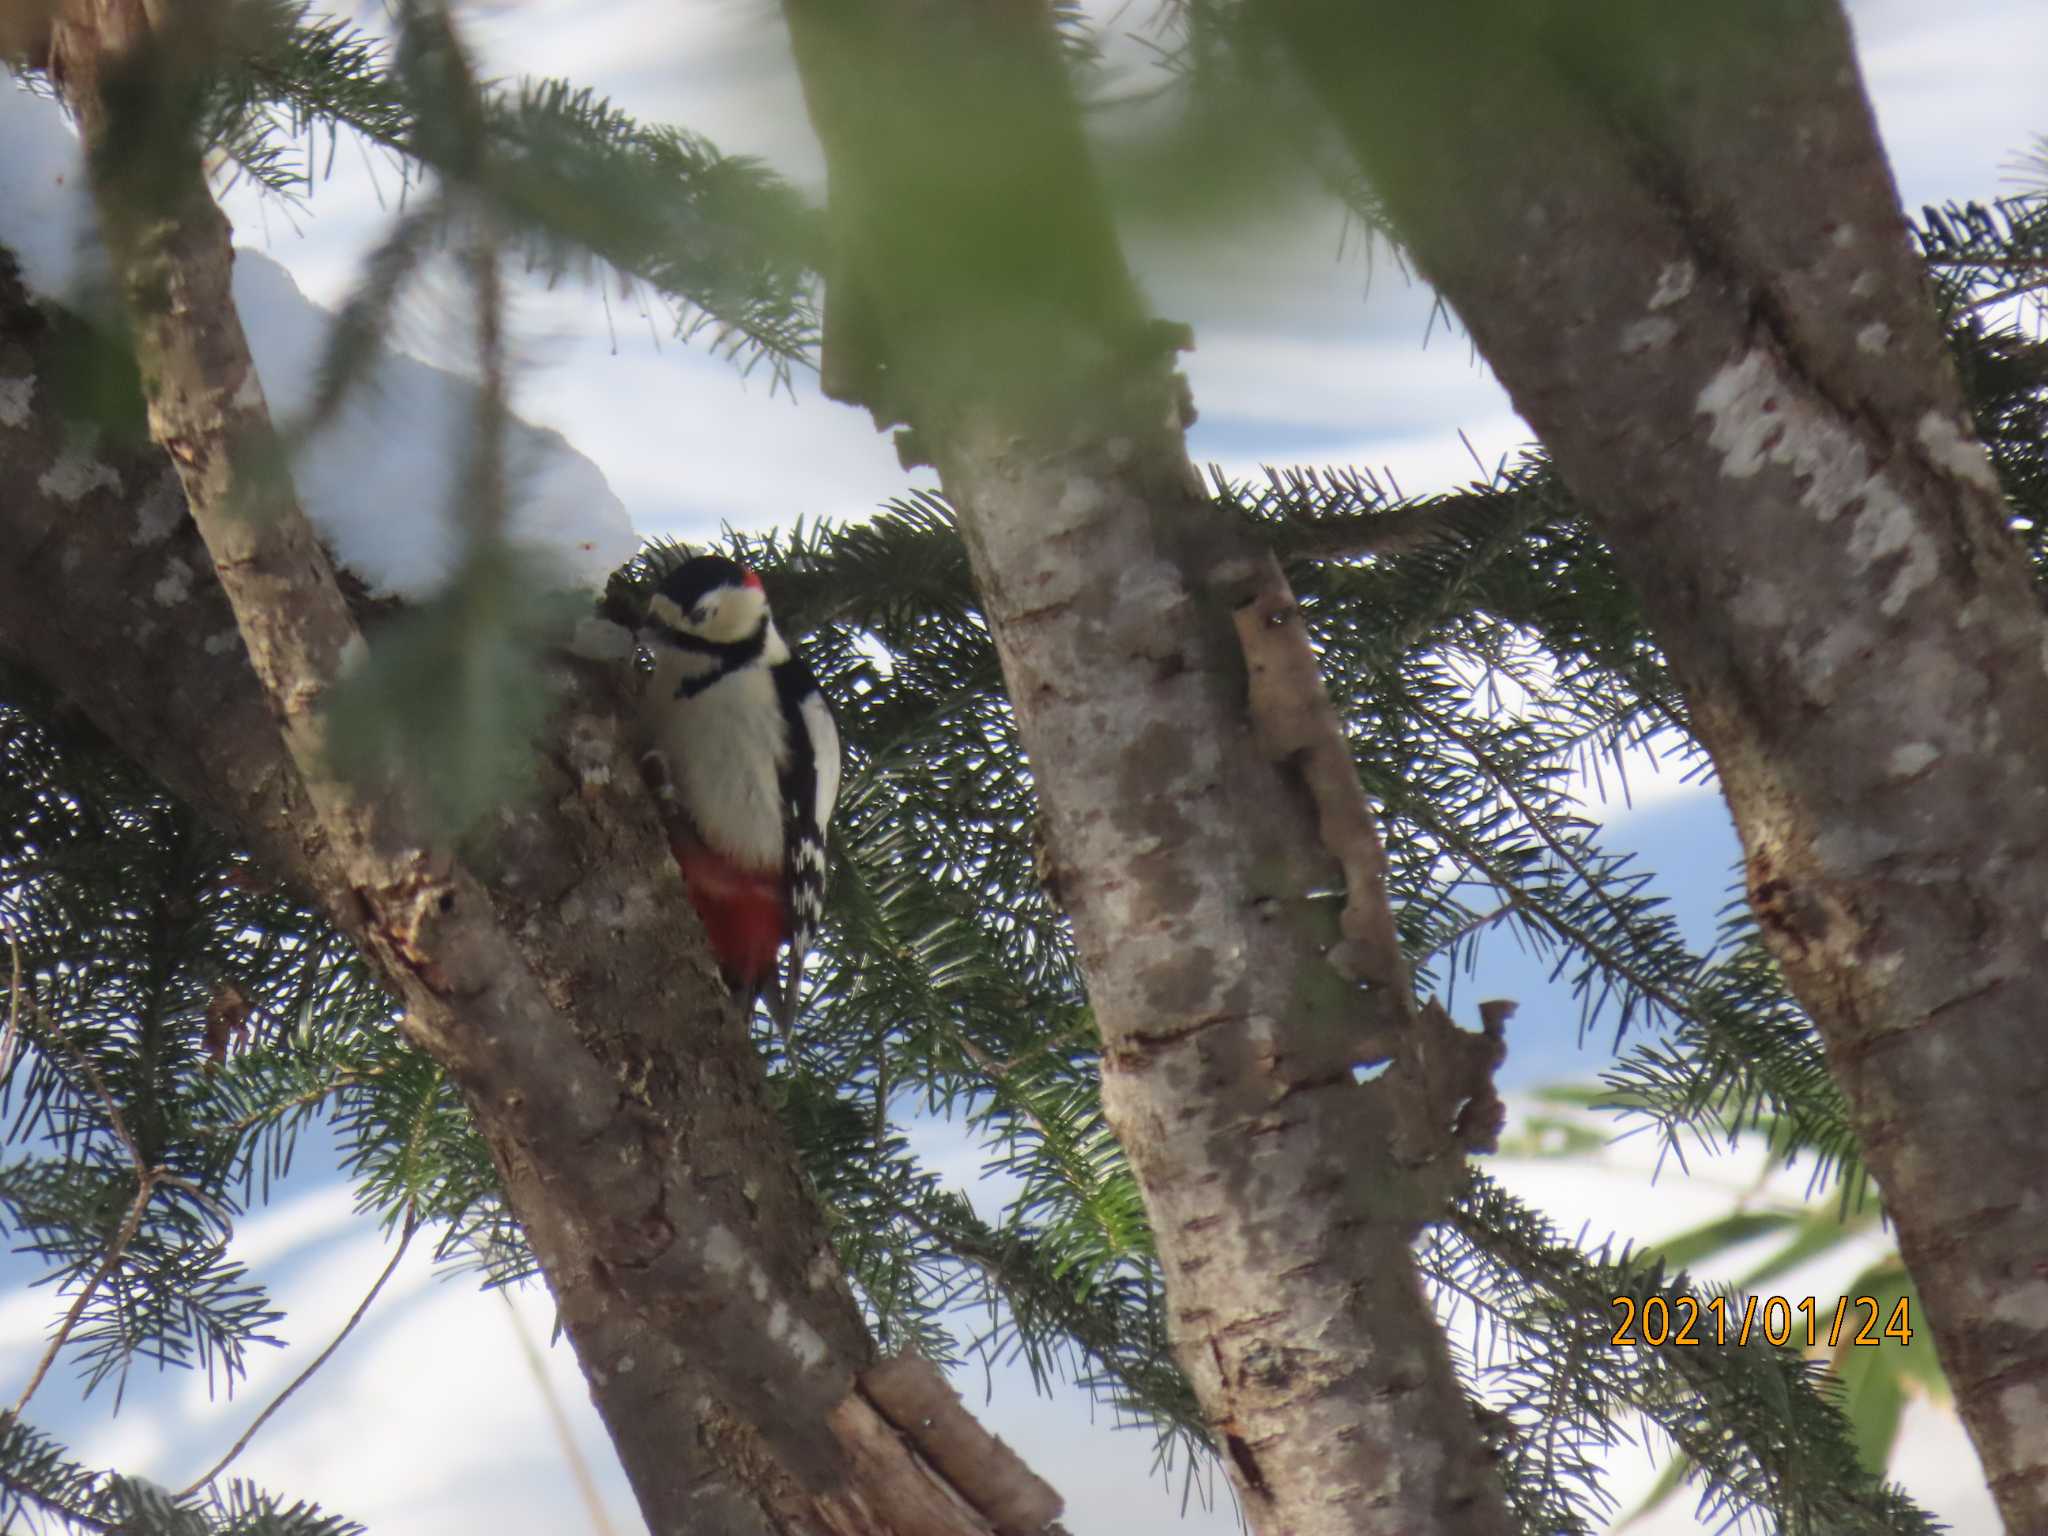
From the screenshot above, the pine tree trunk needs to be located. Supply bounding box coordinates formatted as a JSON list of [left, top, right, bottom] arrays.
[[784, 5, 1517, 1532], [4, 6, 1058, 1532], [1268, 2, 2048, 1523]]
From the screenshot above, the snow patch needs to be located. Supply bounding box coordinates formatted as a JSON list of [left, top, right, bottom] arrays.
[[1697, 348, 1936, 614], [38, 446, 120, 503], [1850, 271, 1879, 299], [699, 1223, 824, 1365], [701, 1223, 770, 1302], [1915, 410, 2001, 495], [1730, 578, 1790, 631], [766, 1300, 828, 1371], [1, 84, 637, 602], [1790, 620, 1868, 700], [204, 628, 244, 656], [153, 558, 195, 607], [1647, 261, 1696, 311], [569, 616, 635, 662], [1845, 494, 1938, 614], [2001, 1381, 2048, 1438], [1114, 557, 1186, 629], [1619, 316, 1676, 355], [132, 471, 186, 545], [1856, 321, 1892, 354], [1886, 742, 1939, 778], [0, 85, 99, 299], [1053, 475, 1108, 530], [1695, 350, 1784, 480], [232, 255, 638, 600], [0, 374, 32, 428], [1991, 1278, 2048, 1331]]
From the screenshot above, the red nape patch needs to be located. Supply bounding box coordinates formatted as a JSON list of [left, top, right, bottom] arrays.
[[741, 567, 765, 592], [670, 834, 786, 996]]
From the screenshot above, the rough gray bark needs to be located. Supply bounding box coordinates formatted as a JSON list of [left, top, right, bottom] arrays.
[[784, 4, 1514, 1533], [3, 9, 1058, 1533], [1267, 1, 2048, 1523]]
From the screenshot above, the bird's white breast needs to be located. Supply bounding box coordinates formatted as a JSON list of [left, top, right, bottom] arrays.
[[644, 652, 789, 872]]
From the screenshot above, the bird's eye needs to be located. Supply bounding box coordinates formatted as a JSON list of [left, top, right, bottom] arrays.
[[690, 604, 711, 626]]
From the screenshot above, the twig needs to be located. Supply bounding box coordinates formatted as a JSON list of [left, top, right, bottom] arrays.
[[177, 1209, 418, 1498], [497, 1288, 618, 1536], [1421, 701, 1700, 1024], [153, 1172, 235, 1235], [461, 207, 509, 551], [1964, 276, 2048, 314], [199, 1066, 390, 1142], [63, 1045, 144, 1178], [8, 1024, 171, 1416], [10, 1173, 156, 1418], [0, 913, 23, 1087], [1924, 252, 2048, 273], [0, 1469, 122, 1535], [1415, 899, 1517, 964], [1272, 499, 1488, 563]]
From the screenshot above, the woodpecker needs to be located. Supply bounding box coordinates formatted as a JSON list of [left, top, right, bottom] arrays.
[[637, 555, 839, 1039]]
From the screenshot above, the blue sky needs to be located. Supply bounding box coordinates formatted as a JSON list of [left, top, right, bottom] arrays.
[[2, 1, 2042, 1531]]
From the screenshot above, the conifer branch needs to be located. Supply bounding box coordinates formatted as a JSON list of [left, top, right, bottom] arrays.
[[0, 912, 24, 1088], [9, 1175, 153, 1419], [209, 5, 820, 382], [10, 1025, 165, 1417]]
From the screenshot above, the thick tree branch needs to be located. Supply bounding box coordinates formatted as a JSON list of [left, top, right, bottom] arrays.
[[785, 4, 1514, 1532], [1266, 1, 2048, 1522], [5, 13, 1062, 1532]]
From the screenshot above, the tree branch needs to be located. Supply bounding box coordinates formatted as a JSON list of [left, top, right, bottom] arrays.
[[1263, 1, 2048, 1523], [784, 3, 1516, 1531], [9, 1176, 153, 1418], [5, 9, 1062, 1530], [179, 1208, 418, 1498]]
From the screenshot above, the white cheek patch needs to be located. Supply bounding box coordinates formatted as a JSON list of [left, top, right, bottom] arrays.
[[649, 593, 687, 631], [708, 588, 769, 644]]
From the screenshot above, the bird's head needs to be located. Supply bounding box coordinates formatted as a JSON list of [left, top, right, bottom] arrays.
[[645, 555, 769, 646]]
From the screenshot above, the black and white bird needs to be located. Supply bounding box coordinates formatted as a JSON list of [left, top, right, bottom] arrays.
[[637, 555, 839, 1038]]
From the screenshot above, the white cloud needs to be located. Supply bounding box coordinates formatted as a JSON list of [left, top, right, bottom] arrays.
[[1850, 0, 2048, 209]]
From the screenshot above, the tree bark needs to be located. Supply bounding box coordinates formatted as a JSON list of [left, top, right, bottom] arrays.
[[784, 5, 1514, 1534], [1267, 1, 2048, 1523], [4, 8, 1058, 1532]]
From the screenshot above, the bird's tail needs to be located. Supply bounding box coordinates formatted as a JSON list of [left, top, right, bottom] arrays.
[[773, 935, 809, 1054]]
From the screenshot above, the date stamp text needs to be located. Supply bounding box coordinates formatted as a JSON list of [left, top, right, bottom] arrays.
[[1610, 1294, 1913, 1348]]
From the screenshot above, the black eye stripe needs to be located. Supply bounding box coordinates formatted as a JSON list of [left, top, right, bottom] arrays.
[[653, 614, 772, 682]]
